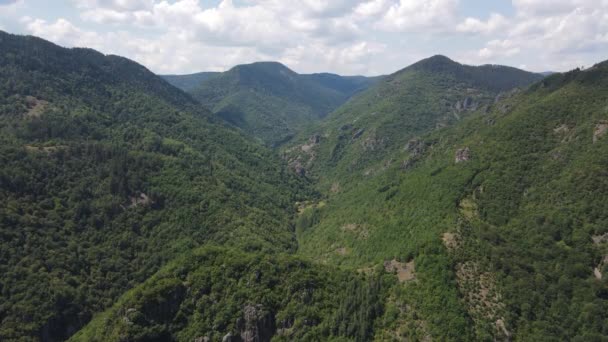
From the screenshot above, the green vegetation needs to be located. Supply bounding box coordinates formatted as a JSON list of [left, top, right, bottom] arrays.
[[161, 72, 220, 92], [283, 55, 544, 185], [293, 60, 608, 340], [189, 62, 379, 146], [71, 246, 392, 342], [2, 30, 608, 342], [0, 31, 310, 341]]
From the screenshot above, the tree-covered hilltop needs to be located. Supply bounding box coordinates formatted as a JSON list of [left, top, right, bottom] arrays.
[[283, 55, 544, 184], [188, 61, 380, 147], [0, 31, 313, 341], [161, 72, 220, 92], [3, 28, 608, 342], [294, 60, 608, 340]]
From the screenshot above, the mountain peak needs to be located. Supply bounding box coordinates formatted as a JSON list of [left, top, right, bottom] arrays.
[[409, 55, 460, 71], [231, 61, 293, 74]]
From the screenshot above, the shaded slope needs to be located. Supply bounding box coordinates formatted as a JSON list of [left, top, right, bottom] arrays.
[[0, 31, 309, 341], [161, 71, 220, 92], [71, 246, 391, 342], [190, 62, 380, 146]]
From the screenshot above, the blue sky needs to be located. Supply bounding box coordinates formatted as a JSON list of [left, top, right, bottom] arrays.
[[0, 0, 606, 75]]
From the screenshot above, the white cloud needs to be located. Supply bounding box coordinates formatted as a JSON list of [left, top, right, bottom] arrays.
[[72, 0, 153, 11], [9, 0, 608, 74], [0, 0, 24, 15], [478, 39, 520, 60], [281, 40, 386, 75], [459, 0, 608, 71], [457, 13, 508, 34], [512, 0, 608, 16], [354, 0, 390, 17], [21, 17, 102, 48], [377, 0, 459, 32], [81, 8, 130, 23]]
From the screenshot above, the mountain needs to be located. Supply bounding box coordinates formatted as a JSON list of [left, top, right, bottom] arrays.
[[0, 31, 321, 341], [283, 55, 545, 182], [160, 71, 220, 92], [290, 59, 608, 340], [3, 29, 608, 342], [188, 61, 380, 146], [540, 71, 558, 76]]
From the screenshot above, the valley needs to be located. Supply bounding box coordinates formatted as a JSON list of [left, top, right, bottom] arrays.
[[1, 29, 607, 342]]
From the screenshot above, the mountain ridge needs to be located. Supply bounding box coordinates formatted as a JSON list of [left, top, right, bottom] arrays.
[[169, 61, 382, 146], [2, 29, 608, 342]]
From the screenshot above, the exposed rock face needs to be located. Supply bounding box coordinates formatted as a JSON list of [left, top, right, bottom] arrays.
[[352, 128, 365, 140], [455, 147, 471, 163], [442, 232, 459, 251], [361, 135, 387, 151], [401, 158, 417, 171], [454, 96, 478, 114], [129, 192, 152, 208], [594, 255, 608, 280], [494, 88, 520, 103], [553, 124, 570, 134], [493, 89, 521, 115], [222, 333, 236, 342], [594, 267, 603, 280], [330, 182, 340, 193], [592, 233, 608, 245], [194, 336, 210, 342], [300, 134, 320, 153], [23, 95, 49, 118], [287, 133, 322, 177], [405, 138, 426, 157], [401, 138, 429, 171], [383, 259, 416, 282], [593, 121, 608, 143], [237, 304, 275, 342], [291, 160, 306, 177]]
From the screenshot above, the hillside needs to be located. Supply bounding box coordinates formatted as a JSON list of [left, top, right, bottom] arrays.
[[293, 61, 608, 340], [189, 62, 380, 146], [161, 72, 220, 92], [283, 55, 543, 181], [3, 29, 608, 342], [0, 31, 315, 341]]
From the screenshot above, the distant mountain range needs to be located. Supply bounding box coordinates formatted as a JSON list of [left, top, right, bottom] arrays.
[[162, 62, 381, 146], [2, 30, 608, 342], [283, 54, 545, 179], [161, 71, 220, 91]]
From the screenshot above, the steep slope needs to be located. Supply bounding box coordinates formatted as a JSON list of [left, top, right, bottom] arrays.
[[189, 62, 379, 146], [284, 55, 544, 183], [0, 31, 312, 341], [160, 71, 219, 92], [294, 61, 608, 340], [71, 246, 391, 342]]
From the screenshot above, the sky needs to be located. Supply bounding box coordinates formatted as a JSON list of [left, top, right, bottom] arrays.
[[0, 0, 607, 76]]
